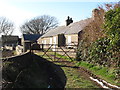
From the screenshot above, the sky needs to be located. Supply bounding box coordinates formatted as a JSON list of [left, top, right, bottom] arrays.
[[0, 0, 119, 37]]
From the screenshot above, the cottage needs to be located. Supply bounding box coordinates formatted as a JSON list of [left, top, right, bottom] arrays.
[[22, 34, 42, 52], [1, 35, 19, 50], [37, 8, 104, 48], [37, 17, 92, 47]]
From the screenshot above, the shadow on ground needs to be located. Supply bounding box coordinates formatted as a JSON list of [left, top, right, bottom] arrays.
[[2, 52, 67, 88]]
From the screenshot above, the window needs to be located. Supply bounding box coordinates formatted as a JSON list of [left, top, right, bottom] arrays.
[[53, 37, 56, 44], [68, 36, 71, 44], [42, 40, 43, 44], [44, 40, 46, 44], [50, 38, 52, 44]]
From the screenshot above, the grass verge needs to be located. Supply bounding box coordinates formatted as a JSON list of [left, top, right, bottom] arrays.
[[75, 61, 120, 86], [35, 51, 99, 88], [52, 53, 120, 86], [61, 66, 99, 88], [35, 51, 120, 87], [53, 59, 99, 88]]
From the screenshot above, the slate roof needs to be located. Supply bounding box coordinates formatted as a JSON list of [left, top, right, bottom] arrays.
[[65, 18, 92, 34], [41, 18, 93, 38], [41, 26, 66, 38], [1, 35, 19, 45], [2, 35, 19, 42], [23, 34, 42, 42]]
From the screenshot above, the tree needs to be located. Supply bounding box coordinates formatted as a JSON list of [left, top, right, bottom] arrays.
[[20, 15, 59, 34], [0, 17, 14, 35]]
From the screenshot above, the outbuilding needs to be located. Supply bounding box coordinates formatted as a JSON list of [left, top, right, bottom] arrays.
[[22, 34, 42, 52]]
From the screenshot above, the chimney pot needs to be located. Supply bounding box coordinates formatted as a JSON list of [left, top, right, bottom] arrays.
[[92, 9, 100, 20], [66, 16, 73, 26]]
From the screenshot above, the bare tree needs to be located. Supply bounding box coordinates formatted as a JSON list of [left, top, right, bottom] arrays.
[[0, 17, 14, 35], [20, 15, 59, 34], [98, 2, 120, 11]]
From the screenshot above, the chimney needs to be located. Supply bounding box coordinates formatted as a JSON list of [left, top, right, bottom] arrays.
[[66, 16, 73, 26], [92, 9, 100, 20]]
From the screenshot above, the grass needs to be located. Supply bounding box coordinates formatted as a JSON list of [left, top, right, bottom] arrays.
[[35, 51, 120, 87], [55, 53, 74, 61], [35, 51, 99, 88], [13, 50, 17, 55], [61, 66, 99, 88], [35, 52, 52, 60], [54, 53, 120, 86], [35, 51, 74, 61], [75, 61, 120, 86], [51, 53, 119, 87], [53, 59, 99, 88]]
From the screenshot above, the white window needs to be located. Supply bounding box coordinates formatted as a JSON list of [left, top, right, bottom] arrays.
[[50, 38, 52, 44], [42, 40, 43, 44], [53, 37, 57, 51], [53, 37, 56, 44], [68, 36, 71, 44], [44, 40, 46, 44]]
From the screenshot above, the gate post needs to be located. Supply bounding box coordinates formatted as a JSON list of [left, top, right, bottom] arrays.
[[42, 44, 44, 51], [54, 44, 56, 61], [30, 42, 32, 53]]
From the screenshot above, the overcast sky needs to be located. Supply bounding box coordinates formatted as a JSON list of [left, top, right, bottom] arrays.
[[0, 0, 119, 37]]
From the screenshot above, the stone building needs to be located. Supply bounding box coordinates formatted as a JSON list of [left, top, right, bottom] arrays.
[[38, 8, 105, 49], [22, 34, 42, 52], [37, 16, 92, 47], [1, 35, 19, 50]]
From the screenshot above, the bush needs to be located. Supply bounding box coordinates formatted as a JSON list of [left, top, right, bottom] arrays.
[[77, 36, 120, 67], [104, 7, 120, 47]]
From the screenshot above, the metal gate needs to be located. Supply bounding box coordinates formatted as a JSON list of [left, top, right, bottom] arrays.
[[31, 44, 77, 61]]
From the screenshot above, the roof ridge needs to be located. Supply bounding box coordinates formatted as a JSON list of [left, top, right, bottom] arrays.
[[41, 18, 93, 38]]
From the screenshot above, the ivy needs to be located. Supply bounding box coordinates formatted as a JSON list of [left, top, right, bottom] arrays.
[[76, 36, 120, 74], [104, 7, 120, 46]]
